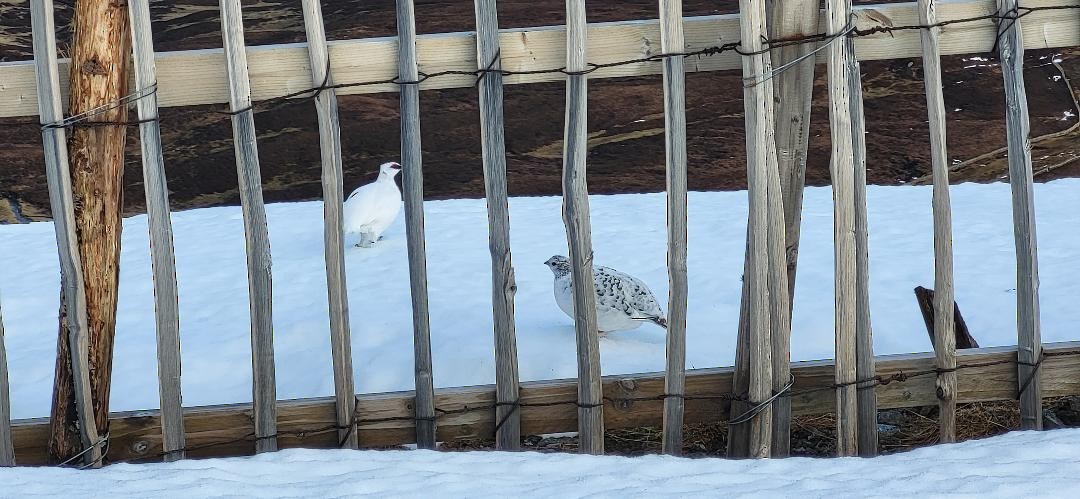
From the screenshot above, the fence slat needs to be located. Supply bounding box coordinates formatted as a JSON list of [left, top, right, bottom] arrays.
[[28, 0, 102, 468], [767, 0, 819, 458], [395, 0, 438, 449], [0, 301, 13, 466], [127, 0, 185, 462], [823, 0, 859, 457], [657, 0, 689, 457], [472, 0, 522, 451], [849, 55, 877, 457], [997, 0, 1043, 430], [917, 0, 958, 443], [218, 0, 278, 454], [737, 0, 778, 458], [300, 0, 357, 450], [563, 0, 605, 455]]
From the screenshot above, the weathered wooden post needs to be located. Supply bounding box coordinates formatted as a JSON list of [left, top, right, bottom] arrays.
[[996, 0, 1043, 431], [658, 0, 689, 456], [44, 0, 132, 464], [0, 301, 13, 466], [563, 0, 605, 455]]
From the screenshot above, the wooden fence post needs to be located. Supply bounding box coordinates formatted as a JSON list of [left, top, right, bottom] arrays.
[[300, 0, 357, 450], [917, 0, 958, 444], [563, 0, 605, 455], [765, 0, 818, 458], [0, 301, 13, 466], [218, 0, 278, 454], [848, 55, 877, 456], [395, 0, 438, 449], [996, 0, 1043, 431], [823, 0, 859, 457], [29, 0, 102, 467], [473, 0, 522, 450], [127, 0, 186, 461], [737, 0, 780, 459], [658, 0, 689, 457]]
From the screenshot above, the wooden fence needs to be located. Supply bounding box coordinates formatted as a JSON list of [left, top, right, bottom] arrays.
[[0, 0, 1079, 468]]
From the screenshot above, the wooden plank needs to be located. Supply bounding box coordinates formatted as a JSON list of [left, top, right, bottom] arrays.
[[737, 0, 776, 459], [768, 0, 820, 457], [919, 0, 958, 443], [563, 0, 605, 455], [915, 287, 979, 349], [473, 0, 522, 451], [658, 0, 689, 457], [0, 301, 12, 466], [127, 0, 185, 462], [11, 341, 1080, 465], [727, 245, 752, 457], [3, 0, 1077, 118], [848, 55, 877, 457], [300, 0, 356, 450], [28, 0, 102, 468], [997, 0, 1043, 431], [823, 0, 859, 457], [395, 0, 437, 450], [218, 0, 278, 453]]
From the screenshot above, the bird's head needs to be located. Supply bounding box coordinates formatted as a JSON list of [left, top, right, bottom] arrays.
[[544, 255, 571, 278], [379, 161, 403, 178]]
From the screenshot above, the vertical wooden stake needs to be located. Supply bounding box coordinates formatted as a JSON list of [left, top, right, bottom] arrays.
[[849, 55, 877, 456], [473, 0, 522, 450], [737, 0, 778, 459], [127, 0, 186, 461], [219, 0, 278, 454], [395, 0, 438, 449], [917, 0, 957, 444], [0, 301, 13, 466], [996, 0, 1042, 431], [823, 0, 859, 456], [30, 0, 102, 467], [658, 0, 689, 456], [300, 0, 357, 450], [563, 0, 605, 455]]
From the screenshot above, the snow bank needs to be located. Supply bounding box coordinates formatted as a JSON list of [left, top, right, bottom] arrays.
[[1, 180, 1078, 419], [1, 429, 1078, 497]]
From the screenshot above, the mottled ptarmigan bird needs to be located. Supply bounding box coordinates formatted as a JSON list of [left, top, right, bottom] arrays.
[[544, 255, 668, 333], [344, 161, 402, 247]]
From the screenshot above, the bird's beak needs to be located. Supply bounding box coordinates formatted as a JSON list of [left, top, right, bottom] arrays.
[[390, 162, 402, 170]]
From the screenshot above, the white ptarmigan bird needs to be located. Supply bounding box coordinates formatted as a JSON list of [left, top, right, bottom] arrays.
[[544, 255, 668, 333], [343, 161, 402, 247]]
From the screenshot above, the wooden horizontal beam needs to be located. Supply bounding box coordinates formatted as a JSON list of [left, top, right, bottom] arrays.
[[10, 341, 1080, 465], [1, 0, 1077, 118]]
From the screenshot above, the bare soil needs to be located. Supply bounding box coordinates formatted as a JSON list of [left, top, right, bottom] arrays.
[[0, 0, 1078, 223]]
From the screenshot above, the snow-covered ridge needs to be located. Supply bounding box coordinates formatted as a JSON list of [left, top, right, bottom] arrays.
[[1, 180, 1078, 420]]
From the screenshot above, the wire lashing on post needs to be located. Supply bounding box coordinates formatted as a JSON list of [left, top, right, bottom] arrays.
[[4, 5, 1074, 131]]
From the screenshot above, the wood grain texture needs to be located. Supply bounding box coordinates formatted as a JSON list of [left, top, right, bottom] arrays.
[[727, 243, 752, 457], [915, 287, 979, 349], [11, 341, 1080, 465], [0, 302, 12, 466], [848, 54, 877, 457], [917, 0, 958, 444], [473, 0, 522, 451], [395, 0, 438, 450], [29, 0, 102, 468], [3, 0, 1078, 118], [300, 0, 356, 450], [218, 0, 278, 454], [737, 0, 776, 459], [658, 0, 689, 457], [997, 0, 1043, 431], [823, 0, 859, 457], [563, 0, 605, 455], [127, 0, 185, 462]]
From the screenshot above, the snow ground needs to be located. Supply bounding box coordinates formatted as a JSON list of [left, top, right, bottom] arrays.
[[1, 429, 1078, 498], [1, 180, 1078, 419]]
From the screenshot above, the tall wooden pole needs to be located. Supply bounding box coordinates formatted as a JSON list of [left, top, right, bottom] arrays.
[[47, 0, 131, 463]]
